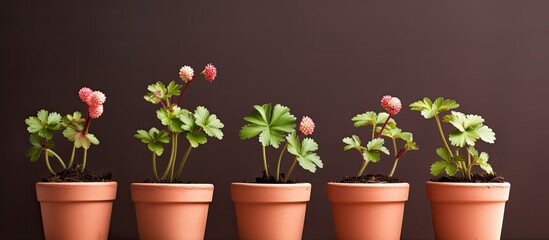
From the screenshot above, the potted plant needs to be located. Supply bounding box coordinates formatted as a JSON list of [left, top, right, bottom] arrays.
[[232, 103, 323, 240], [327, 95, 418, 240], [25, 87, 116, 240], [410, 97, 510, 240], [131, 64, 224, 240]]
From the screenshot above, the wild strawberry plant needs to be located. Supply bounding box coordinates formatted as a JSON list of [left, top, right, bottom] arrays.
[[239, 104, 323, 183], [134, 64, 224, 182], [343, 95, 418, 177], [410, 97, 496, 180], [25, 87, 106, 174]]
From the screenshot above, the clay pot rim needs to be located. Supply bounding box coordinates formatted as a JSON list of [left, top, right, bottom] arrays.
[[131, 182, 213, 187], [231, 182, 311, 187], [426, 181, 510, 187], [327, 182, 409, 187], [36, 181, 117, 186]]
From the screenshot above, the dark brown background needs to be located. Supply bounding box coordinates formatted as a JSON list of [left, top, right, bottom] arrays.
[[1, 1, 548, 239]]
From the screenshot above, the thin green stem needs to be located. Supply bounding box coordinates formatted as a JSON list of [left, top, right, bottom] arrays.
[[276, 142, 289, 182], [81, 148, 88, 172], [44, 150, 55, 175], [162, 133, 177, 180], [392, 138, 398, 157], [262, 146, 269, 177], [434, 114, 454, 157], [152, 152, 159, 181], [175, 144, 193, 180], [389, 158, 400, 177], [357, 160, 369, 177], [169, 134, 179, 182], [283, 156, 298, 182], [371, 125, 375, 140], [46, 149, 66, 169], [68, 143, 76, 169]]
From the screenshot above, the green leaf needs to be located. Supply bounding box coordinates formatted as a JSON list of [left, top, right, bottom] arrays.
[[194, 106, 224, 140], [187, 131, 207, 148], [446, 111, 496, 147], [430, 160, 449, 176], [405, 140, 418, 151], [74, 132, 90, 149], [239, 103, 296, 148], [26, 147, 42, 162], [180, 110, 197, 132], [37, 110, 49, 122], [26, 110, 63, 139], [156, 107, 185, 133], [286, 133, 323, 173], [166, 81, 182, 97], [29, 133, 42, 147], [145, 81, 167, 103], [436, 147, 451, 161], [62, 112, 84, 129], [87, 134, 99, 145], [63, 127, 79, 142], [25, 116, 42, 133], [134, 128, 171, 155], [366, 138, 390, 155], [363, 150, 381, 163], [410, 97, 459, 119], [343, 135, 362, 151], [353, 112, 396, 130], [352, 112, 377, 128]]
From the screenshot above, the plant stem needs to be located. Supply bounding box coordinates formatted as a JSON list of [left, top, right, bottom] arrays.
[[283, 156, 298, 182], [162, 133, 177, 180], [275, 142, 289, 182], [357, 160, 369, 177], [434, 114, 454, 157], [262, 145, 269, 177], [175, 144, 193, 180], [82, 116, 92, 135], [371, 125, 375, 140], [68, 143, 76, 169], [81, 148, 88, 172], [44, 150, 55, 175], [152, 152, 159, 181], [392, 138, 398, 157], [159, 99, 168, 109], [389, 158, 400, 177], [177, 78, 196, 106], [46, 149, 66, 169], [377, 114, 392, 138], [169, 134, 179, 182]]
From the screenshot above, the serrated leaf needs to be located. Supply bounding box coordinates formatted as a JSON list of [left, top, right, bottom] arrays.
[[87, 134, 99, 145], [147, 81, 167, 99], [343, 135, 361, 151], [74, 132, 90, 149], [29, 133, 42, 147], [37, 110, 49, 122], [166, 80, 182, 97], [286, 134, 323, 173], [352, 112, 377, 127], [47, 112, 62, 125], [26, 147, 42, 162], [446, 111, 496, 147], [135, 128, 171, 155], [240, 103, 296, 148], [180, 110, 196, 132], [187, 132, 207, 148], [63, 127, 79, 142], [431, 160, 449, 176], [436, 147, 451, 161], [25, 116, 42, 133], [156, 107, 184, 133], [477, 125, 495, 144], [363, 150, 381, 162], [410, 97, 459, 119], [445, 163, 458, 175], [194, 106, 224, 140]]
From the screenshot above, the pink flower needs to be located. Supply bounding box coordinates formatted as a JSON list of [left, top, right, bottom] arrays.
[[89, 105, 104, 119], [299, 116, 315, 135], [380, 95, 392, 110], [384, 97, 402, 115], [203, 63, 217, 82], [87, 91, 106, 107], [79, 87, 93, 103], [179, 65, 194, 83]]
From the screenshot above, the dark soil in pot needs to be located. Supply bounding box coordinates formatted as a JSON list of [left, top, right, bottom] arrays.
[[42, 164, 112, 182], [338, 174, 404, 183], [431, 173, 505, 183]]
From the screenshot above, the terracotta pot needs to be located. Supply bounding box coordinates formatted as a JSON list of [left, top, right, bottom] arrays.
[[231, 182, 311, 240], [131, 183, 214, 240], [35, 182, 117, 240], [327, 182, 409, 240], [426, 181, 511, 240]]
